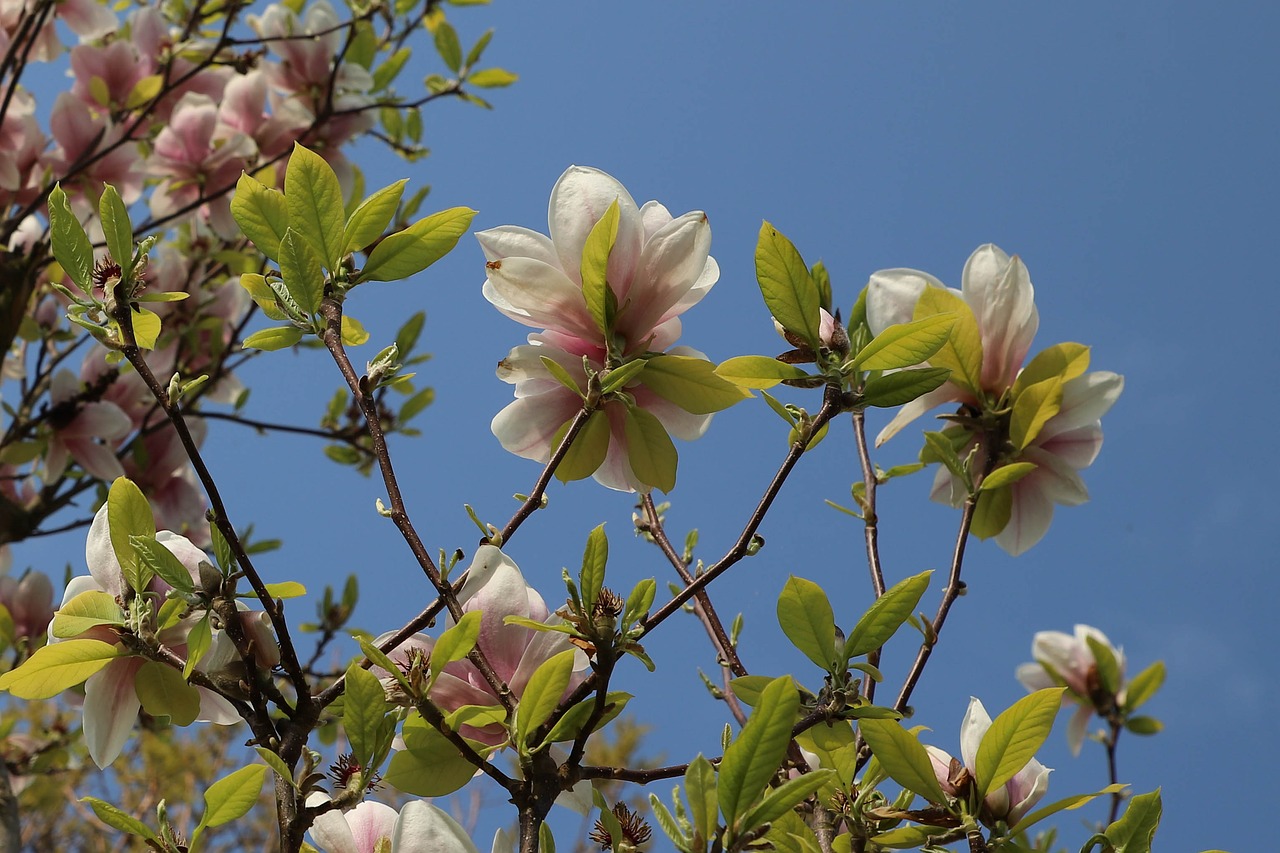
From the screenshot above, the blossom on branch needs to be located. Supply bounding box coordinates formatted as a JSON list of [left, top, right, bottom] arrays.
[[307, 797, 480, 853], [1016, 624, 1126, 755]]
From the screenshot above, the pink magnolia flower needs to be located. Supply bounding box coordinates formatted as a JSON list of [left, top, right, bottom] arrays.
[[376, 546, 587, 746], [308, 797, 480, 853], [69, 39, 149, 111], [0, 570, 54, 643], [866, 245, 1122, 555], [49, 502, 270, 767], [480, 166, 719, 491], [1016, 625, 1125, 755], [44, 369, 132, 482], [43, 92, 144, 214], [0, 88, 44, 208], [924, 697, 1051, 829]]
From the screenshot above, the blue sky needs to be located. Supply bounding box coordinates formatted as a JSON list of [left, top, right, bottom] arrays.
[[14, 1, 1280, 850]]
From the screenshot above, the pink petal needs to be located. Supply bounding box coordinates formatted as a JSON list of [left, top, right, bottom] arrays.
[[457, 546, 539, 683], [547, 165, 643, 288], [995, 481, 1056, 556], [475, 226, 559, 266], [83, 657, 144, 768], [961, 245, 1038, 391], [1018, 447, 1090, 507], [483, 257, 598, 341], [619, 211, 713, 342], [67, 437, 126, 482], [873, 384, 963, 447], [490, 393, 581, 461]]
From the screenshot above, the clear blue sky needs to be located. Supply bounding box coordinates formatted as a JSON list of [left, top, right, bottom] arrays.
[[16, 2, 1279, 850]]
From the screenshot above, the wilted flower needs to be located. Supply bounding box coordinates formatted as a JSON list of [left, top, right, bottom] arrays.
[[1016, 625, 1125, 755], [480, 166, 721, 491], [924, 697, 1051, 829], [375, 546, 587, 745], [307, 796, 479, 853]]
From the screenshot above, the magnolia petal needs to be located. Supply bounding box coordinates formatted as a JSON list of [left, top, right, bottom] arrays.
[[1037, 371, 1124, 440], [491, 393, 582, 461], [959, 696, 991, 771], [83, 657, 144, 768], [1038, 422, 1103, 469], [393, 801, 480, 853], [547, 165, 643, 288], [995, 481, 1055, 556], [961, 245, 1038, 390], [620, 210, 713, 341], [85, 504, 125, 597], [60, 401, 132, 439], [660, 256, 720, 325], [1066, 703, 1092, 756], [924, 745, 960, 797], [873, 384, 963, 447], [484, 257, 599, 341], [1029, 630, 1091, 694], [639, 200, 673, 240], [592, 405, 644, 492], [475, 225, 559, 267], [457, 546, 538, 683], [865, 268, 945, 334], [1015, 661, 1056, 692], [155, 530, 207, 583], [66, 438, 127, 482], [631, 387, 713, 442], [1019, 448, 1090, 507], [1004, 757, 1052, 826]]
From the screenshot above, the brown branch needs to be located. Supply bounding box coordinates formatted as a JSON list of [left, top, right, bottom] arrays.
[[851, 410, 885, 705], [496, 407, 594, 545]]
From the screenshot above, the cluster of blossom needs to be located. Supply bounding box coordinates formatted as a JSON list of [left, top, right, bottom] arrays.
[[479, 165, 720, 491]]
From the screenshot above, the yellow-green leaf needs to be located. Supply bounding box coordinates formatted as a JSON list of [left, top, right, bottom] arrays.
[[715, 356, 810, 390], [756, 222, 821, 349], [343, 179, 408, 254], [1010, 376, 1063, 450], [640, 355, 751, 414], [0, 639, 120, 699], [852, 314, 956, 371], [580, 199, 620, 335], [358, 207, 477, 282], [50, 590, 123, 639], [135, 660, 201, 726], [551, 409, 610, 483], [624, 405, 677, 493], [243, 326, 304, 351], [974, 688, 1064, 799], [913, 288, 982, 396], [230, 174, 288, 262], [285, 142, 346, 270]]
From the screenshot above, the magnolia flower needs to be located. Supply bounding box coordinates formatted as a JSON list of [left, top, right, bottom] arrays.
[[51, 503, 251, 767], [924, 697, 1051, 828], [480, 166, 719, 491], [376, 546, 587, 745], [308, 796, 479, 853], [0, 570, 54, 643], [44, 369, 131, 482], [1016, 625, 1125, 755], [866, 245, 1122, 555], [866, 244, 1038, 445]]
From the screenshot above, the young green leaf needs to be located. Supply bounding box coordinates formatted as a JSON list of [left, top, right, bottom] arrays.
[[48, 185, 94, 290], [343, 662, 389, 767], [284, 142, 346, 270], [580, 198, 620, 335], [980, 462, 1037, 492], [108, 477, 156, 593], [715, 355, 810, 390], [134, 660, 201, 726], [624, 405, 677, 493], [343, 179, 408, 254], [844, 570, 932, 659], [741, 769, 836, 831], [184, 613, 212, 679], [200, 764, 270, 829], [50, 590, 124, 638], [1086, 635, 1122, 694], [1012, 342, 1090, 398], [641, 355, 752, 414], [0, 639, 120, 698], [551, 410, 610, 483], [243, 326, 304, 351], [755, 222, 821, 349], [776, 576, 837, 672], [387, 717, 486, 796], [861, 367, 952, 408], [685, 754, 718, 845], [541, 691, 631, 746], [1104, 788, 1162, 853], [81, 797, 159, 842], [468, 68, 519, 87], [1009, 375, 1063, 450], [230, 174, 289, 262], [913, 288, 982, 396], [1123, 661, 1166, 712], [279, 228, 324, 315], [430, 610, 482, 683], [718, 676, 801, 825], [599, 358, 647, 395], [622, 578, 656, 627], [970, 486, 1013, 540], [358, 207, 477, 282], [580, 524, 608, 609], [433, 20, 462, 72], [1015, 783, 1129, 832], [98, 185, 133, 273], [851, 314, 956, 371], [857, 718, 949, 804], [974, 688, 1064, 799], [515, 649, 577, 747], [129, 535, 196, 594]]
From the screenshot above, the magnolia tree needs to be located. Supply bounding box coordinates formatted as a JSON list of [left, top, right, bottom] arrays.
[[0, 1, 1175, 852]]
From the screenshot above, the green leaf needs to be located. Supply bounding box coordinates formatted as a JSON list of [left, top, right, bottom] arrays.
[[580, 524, 608, 608], [860, 367, 952, 408], [541, 691, 631, 746], [343, 663, 388, 767], [718, 676, 801, 825], [1012, 342, 1090, 399], [465, 28, 494, 66], [279, 228, 324, 315], [388, 716, 487, 796], [371, 46, 411, 91], [468, 67, 518, 87], [856, 718, 948, 804], [1087, 635, 1122, 695], [445, 704, 507, 731], [260, 581, 306, 600], [1009, 376, 1063, 450], [430, 610, 482, 683], [183, 613, 211, 679], [641, 355, 752, 414], [551, 409, 610, 483], [130, 535, 196, 594], [400, 387, 435, 423], [851, 314, 956, 371], [715, 356, 810, 390], [921, 430, 969, 484], [742, 769, 836, 830], [344, 179, 408, 254], [128, 307, 161, 350], [515, 649, 577, 746], [433, 20, 462, 72], [81, 797, 159, 842], [231, 174, 289, 262], [974, 688, 1064, 799], [1125, 715, 1163, 735], [776, 576, 837, 672], [580, 199, 620, 335], [1123, 661, 1166, 712], [844, 570, 932, 659], [253, 747, 297, 789], [686, 754, 718, 845], [728, 675, 772, 708], [108, 477, 156, 593], [624, 405, 677, 493], [358, 207, 477, 282], [1105, 788, 1161, 853], [50, 590, 124, 638], [238, 273, 288, 321], [599, 359, 647, 395], [796, 722, 858, 791], [540, 355, 585, 396], [0, 639, 120, 698], [285, 143, 346, 270], [622, 578, 656, 628], [871, 825, 954, 849], [970, 486, 1013, 540], [243, 326, 304, 351], [1015, 783, 1128, 832], [134, 660, 201, 726], [200, 764, 269, 828], [99, 185, 133, 271], [755, 222, 821, 349], [980, 462, 1037, 492], [913, 288, 982, 396], [48, 185, 94, 290]]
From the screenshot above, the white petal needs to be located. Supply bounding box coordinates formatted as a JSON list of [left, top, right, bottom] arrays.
[[83, 658, 143, 768], [484, 257, 598, 341], [873, 384, 962, 447], [1066, 704, 1093, 756], [475, 225, 559, 266], [959, 697, 991, 770], [1019, 448, 1091, 506], [1015, 662, 1055, 692], [490, 393, 581, 461], [618, 210, 712, 341], [1037, 422, 1103, 469], [865, 268, 943, 334], [309, 806, 361, 853], [961, 245, 1038, 390], [1038, 371, 1123, 439], [393, 801, 480, 853], [86, 503, 125, 597], [548, 165, 642, 288], [995, 481, 1056, 556]]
